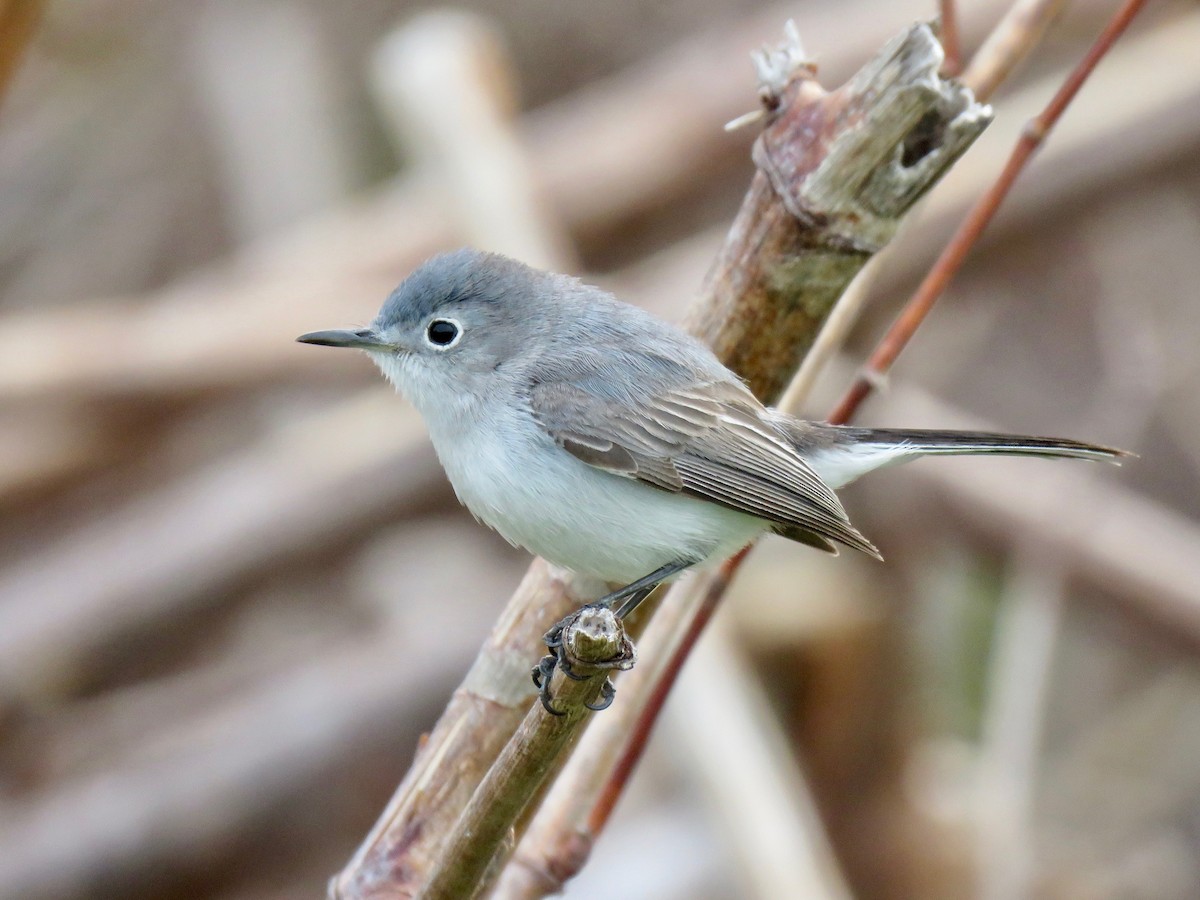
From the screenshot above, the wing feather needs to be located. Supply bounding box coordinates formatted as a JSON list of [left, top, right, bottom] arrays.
[[529, 375, 879, 558]]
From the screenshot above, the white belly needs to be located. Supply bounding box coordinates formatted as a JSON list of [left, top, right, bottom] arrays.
[[430, 410, 767, 584]]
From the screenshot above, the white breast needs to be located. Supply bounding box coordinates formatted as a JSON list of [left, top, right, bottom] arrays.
[[369, 351, 767, 584], [428, 403, 767, 584]]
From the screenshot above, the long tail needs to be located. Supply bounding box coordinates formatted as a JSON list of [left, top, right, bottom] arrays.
[[804, 426, 1130, 489]]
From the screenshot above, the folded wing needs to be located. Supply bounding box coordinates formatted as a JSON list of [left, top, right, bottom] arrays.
[[528, 372, 880, 558]]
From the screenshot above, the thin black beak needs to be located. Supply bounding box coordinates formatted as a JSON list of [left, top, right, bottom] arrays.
[[296, 328, 392, 351]]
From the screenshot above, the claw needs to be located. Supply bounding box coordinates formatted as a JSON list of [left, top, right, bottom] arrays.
[[532, 653, 556, 688], [584, 677, 616, 712], [535, 602, 641, 716], [537, 663, 566, 716], [543, 622, 565, 651]]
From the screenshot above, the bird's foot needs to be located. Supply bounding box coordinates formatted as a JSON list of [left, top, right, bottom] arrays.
[[531, 606, 635, 716]]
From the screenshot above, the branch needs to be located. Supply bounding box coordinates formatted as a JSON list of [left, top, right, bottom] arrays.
[[685, 22, 989, 401], [331, 560, 592, 899], [420, 608, 633, 900]]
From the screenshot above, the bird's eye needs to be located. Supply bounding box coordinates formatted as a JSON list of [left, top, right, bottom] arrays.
[[425, 318, 461, 349]]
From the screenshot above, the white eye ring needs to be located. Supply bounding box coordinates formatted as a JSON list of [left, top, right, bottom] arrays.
[[424, 317, 463, 350]]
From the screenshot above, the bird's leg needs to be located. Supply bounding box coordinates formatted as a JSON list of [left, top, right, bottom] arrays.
[[533, 560, 693, 715]]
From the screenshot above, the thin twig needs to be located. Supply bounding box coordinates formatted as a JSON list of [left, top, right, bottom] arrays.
[[828, 0, 1148, 425], [939, 0, 963, 76], [962, 0, 1070, 103], [0, 0, 45, 111], [420, 609, 631, 900]]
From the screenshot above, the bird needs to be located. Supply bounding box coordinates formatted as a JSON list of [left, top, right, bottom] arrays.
[[298, 248, 1126, 712]]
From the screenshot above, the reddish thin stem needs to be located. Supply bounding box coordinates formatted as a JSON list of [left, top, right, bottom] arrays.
[[0, 0, 46, 111], [828, 0, 1148, 426], [939, 0, 963, 76]]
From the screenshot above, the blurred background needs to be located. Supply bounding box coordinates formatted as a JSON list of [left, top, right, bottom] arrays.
[[1, 0, 1198, 897]]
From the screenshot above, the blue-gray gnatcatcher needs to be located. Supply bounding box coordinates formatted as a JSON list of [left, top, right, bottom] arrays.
[[299, 249, 1125, 711]]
